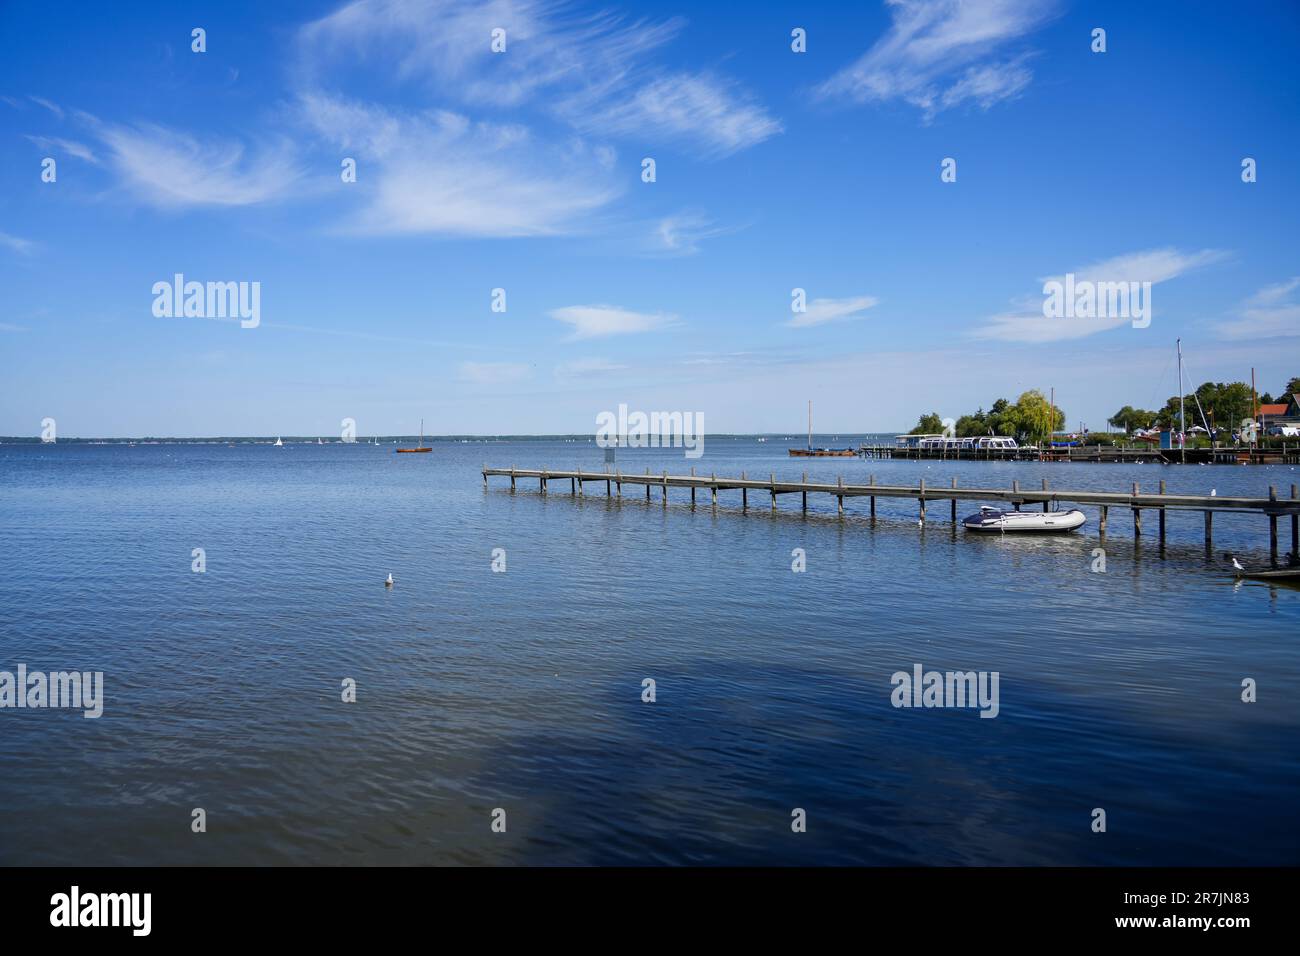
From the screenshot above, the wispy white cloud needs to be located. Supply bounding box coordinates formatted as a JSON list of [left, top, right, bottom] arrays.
[[299, 0, 776, 157], [300, 0, 680, 108], [818, 0, 1058, 119], [1217, 278, 1300, 340], [91, 120, 301, 208], [0, 230, 35, 255], [554, 357, 629, 379], [300, 92, 619, 236], [568, 72, 780, 157], [24, 135, 100, 165], [459, 361, 532, 384], [29, 95, 64, 119], [787, 295, 880, 328], [549, 304, 677, 340], [974, 247, 1227, 343], [647, 212, 731, 257]]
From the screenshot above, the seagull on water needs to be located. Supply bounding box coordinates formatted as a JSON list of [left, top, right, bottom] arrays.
[[1210, 489, 1216, 496], [1230, 556, 1245, 571], [385, 573, 394, 587]]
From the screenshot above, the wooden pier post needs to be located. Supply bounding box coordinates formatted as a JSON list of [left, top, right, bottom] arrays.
[[711, 473, 717, 507], [1204, 510, 1213, 553], [662, 470, 668, 505], [1099, 505, 1107, 534], [616, 468, 622, 498], [919, 477, 926, 523], [838, 476, 844, 516], [1012, 479, 1020, 511], [770, 473, 777, 513], [571, 475, 576, 495], [645, 468, 651, 502], [802, 472, 808, 513], [1042, 478, 1050, 512], [483, 464, 487, 488], [1158, 480, 1167, 550], [541, 468, 547, 495], [510, 465, 516, 492], [1269, 485, 1279, 567], [870, 475, 876, 519], [690, 467, 696, 505], [741, 471, 748, 511], [951, 477, 958, 522], [1292, 484, 1298, 560], [1132, 482, 1140, 538]]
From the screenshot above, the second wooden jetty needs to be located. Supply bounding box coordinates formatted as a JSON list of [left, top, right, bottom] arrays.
[[483, 465, 1300, 567]]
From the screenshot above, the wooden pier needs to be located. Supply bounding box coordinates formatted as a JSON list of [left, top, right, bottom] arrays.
[[483, 466, 1300, 567]]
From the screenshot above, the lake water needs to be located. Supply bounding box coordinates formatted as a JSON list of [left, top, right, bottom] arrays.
[[1, 439, 1297, 865]]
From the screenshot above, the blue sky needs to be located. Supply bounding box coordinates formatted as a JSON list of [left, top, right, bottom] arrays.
[[1, 0, 1297, 437]]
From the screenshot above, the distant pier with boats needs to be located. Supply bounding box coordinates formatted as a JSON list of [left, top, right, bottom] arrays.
[[858, 435, 1300, 465]]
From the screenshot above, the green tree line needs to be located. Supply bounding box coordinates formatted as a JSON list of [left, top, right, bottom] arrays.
[[908, 376, 1296, 442], [909, 390, 1066, 442], [1108, 375, 1298, 434]]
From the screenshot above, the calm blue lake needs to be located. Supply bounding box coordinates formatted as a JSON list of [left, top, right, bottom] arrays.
[[1, 439, 1297, 865]]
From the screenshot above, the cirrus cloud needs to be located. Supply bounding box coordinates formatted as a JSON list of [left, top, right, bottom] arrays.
[[549, 304, 678, 340]]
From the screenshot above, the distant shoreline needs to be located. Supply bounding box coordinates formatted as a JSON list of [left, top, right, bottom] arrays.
[[0, 434, 900, 444]]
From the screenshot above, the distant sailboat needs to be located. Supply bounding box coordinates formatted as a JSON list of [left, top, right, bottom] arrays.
[[274, 437, 283, 447], [396, 419, 432, 453], [789, 400, 855, 457]]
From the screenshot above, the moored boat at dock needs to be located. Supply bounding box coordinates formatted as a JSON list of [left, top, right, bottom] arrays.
[[962, 505, 1087, 533]]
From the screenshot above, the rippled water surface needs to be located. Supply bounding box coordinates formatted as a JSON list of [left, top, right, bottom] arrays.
[[1, 440, 1297, 865]]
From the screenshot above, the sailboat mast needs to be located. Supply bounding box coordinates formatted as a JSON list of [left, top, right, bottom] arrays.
[[1177, 339, 1186, 463]]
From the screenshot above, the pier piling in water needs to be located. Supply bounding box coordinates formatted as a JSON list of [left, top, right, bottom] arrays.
[[1132, 482, 1141, 538], [1159, 480, 1167, 551], [1270, 486, 1279, 566], [1293, 484, 1298, 558]]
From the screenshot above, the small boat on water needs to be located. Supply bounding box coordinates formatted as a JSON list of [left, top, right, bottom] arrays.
[[274, 437, 283, 447], [789, 400, 855, 457], [396, 419, 432, 454], [963, 505, 1087, 533]]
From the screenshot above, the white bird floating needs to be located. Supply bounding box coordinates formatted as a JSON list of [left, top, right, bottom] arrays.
[[1211, 489, 1217, 496], [384, 573, 394, 587], [1232, 557, 1245, 571]]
